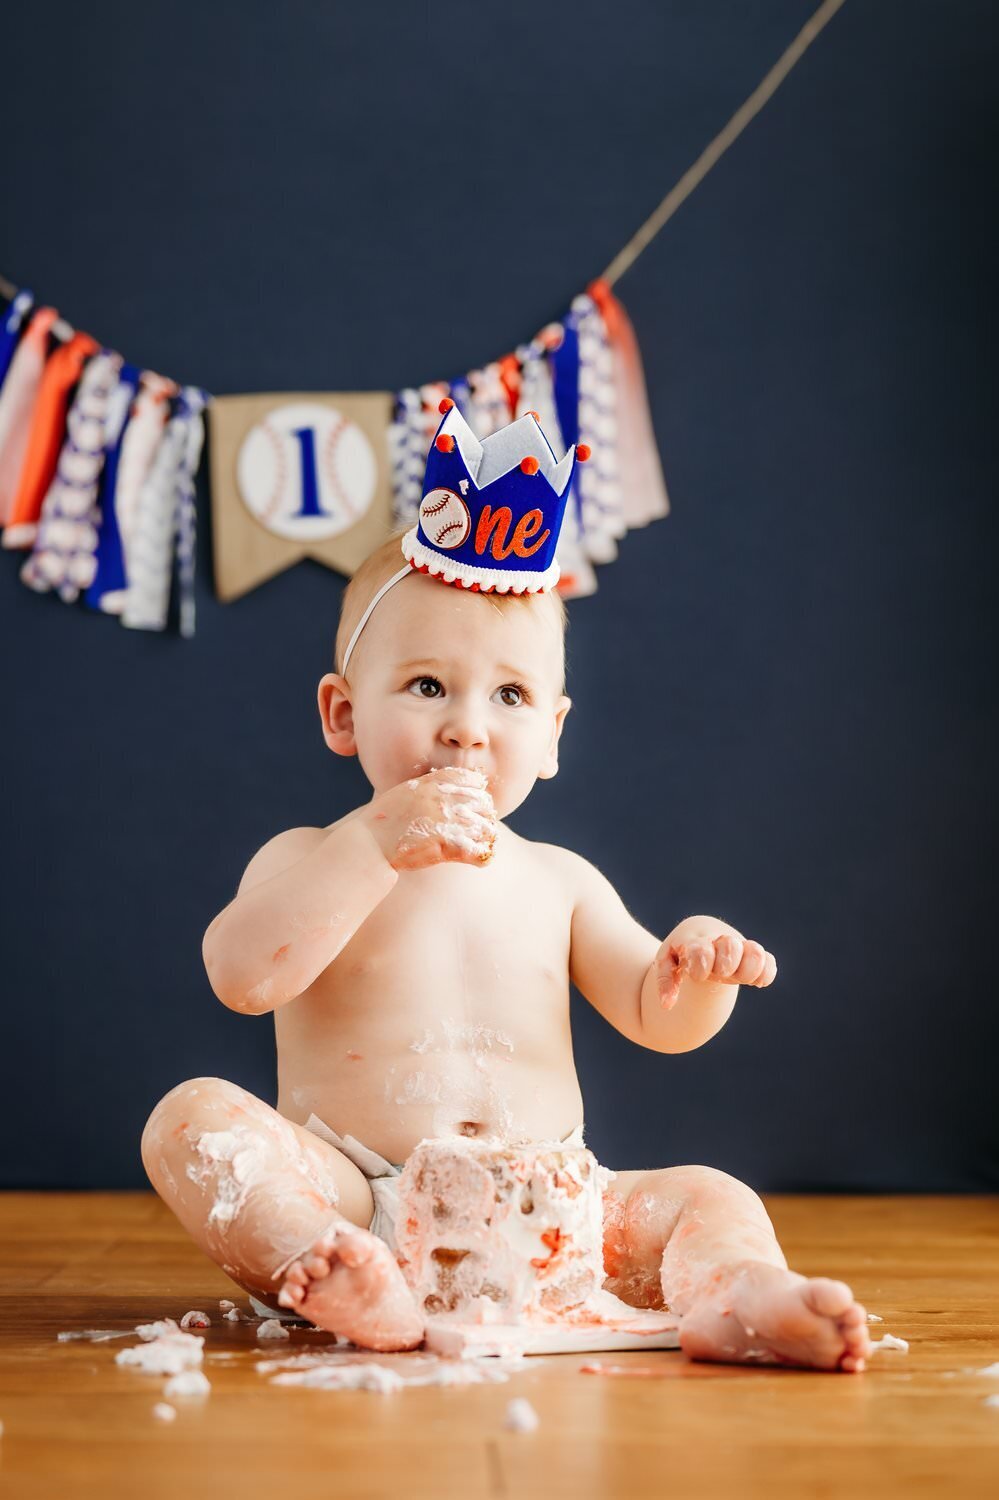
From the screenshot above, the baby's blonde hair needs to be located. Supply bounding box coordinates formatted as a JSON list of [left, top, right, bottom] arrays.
[[335, 528, 568, 691]]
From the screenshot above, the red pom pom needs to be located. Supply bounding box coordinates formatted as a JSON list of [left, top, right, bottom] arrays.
[[438, 397, 454, 414], [576, 444, 592, 462], [520, 456, 540, 475], [435, 433, 455, 453]]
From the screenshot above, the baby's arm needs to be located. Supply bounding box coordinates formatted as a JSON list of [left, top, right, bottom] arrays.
[[566, 854, 775, 1053], [202, 818, 396, 1014], [203, 768, 496, 1014]]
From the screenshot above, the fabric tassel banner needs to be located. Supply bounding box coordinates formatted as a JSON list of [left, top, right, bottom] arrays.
[[0, 0, 846, 634], [0, 276, 669, 631], [0, 283, 209, 638]]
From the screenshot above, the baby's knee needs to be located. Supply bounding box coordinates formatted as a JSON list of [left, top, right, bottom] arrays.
[[661, 1166, 776, 1245], [140, 1077, 249, 1162]]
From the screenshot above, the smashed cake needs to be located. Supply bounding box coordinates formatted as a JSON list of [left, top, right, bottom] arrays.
[[395, 1138, 612, 1324]]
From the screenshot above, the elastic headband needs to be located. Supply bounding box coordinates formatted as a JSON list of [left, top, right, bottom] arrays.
[[341, 563, 413, 676]]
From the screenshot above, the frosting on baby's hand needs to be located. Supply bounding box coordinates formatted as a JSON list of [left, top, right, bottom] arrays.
[[368, 766, 498, 871]]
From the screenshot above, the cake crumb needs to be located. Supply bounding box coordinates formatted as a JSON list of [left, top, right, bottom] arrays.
[[164, 1370, 211, 1398], [984, 1394, 999, 1410], [116, 1329, 204, 1376], [180, 1310, 211, 1330], [870, 1333, 909, 1353], [504, 1397, 540, 1433], [57, 1329, 131, 1343], [152, 1403, 176, 1422], [136, 1318, 181, 1342], [257, 1319, 291, 1341], [219, 1299, 236, 1312], [975, 1361, 999, 1377]]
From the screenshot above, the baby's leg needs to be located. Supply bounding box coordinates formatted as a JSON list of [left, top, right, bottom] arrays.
[[602, 1165, 871, 1372], [141, 1077, 423, 1350]]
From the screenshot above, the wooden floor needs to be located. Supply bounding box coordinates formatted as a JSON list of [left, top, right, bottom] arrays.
[[1, 1194, 997, 1498]]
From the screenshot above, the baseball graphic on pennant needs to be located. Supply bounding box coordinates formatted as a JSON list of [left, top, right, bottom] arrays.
[[419, 487, 471, 550], [236, 402, 377, 541]]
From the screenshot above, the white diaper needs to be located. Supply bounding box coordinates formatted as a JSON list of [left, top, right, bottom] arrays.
[[249, 1114, 586, 1323]]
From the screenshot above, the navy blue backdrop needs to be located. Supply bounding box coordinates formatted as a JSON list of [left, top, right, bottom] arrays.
[[1, 1, 995, 1190]]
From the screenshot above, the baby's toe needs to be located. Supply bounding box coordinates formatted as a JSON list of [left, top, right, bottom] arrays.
[[304, 1254, 332, 1279], [840, 1353, 866, 1373], [284, 1263, 309, 1286], [334, 1228, 376, 1269], [840, 1317, 872, 1359], [802, 1277, 854, 1319], [277, 1282, 305, 1308]]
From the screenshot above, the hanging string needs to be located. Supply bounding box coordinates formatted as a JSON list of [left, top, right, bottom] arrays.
[[600, 0, 848, 288], [3, 2, 846, 317]]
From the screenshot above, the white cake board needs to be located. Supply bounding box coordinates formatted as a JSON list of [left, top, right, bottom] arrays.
[[424, 1296, 680, 1358]]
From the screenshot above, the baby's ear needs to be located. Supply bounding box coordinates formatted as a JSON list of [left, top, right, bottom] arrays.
[[317, 673, 357, 757], [538, 695, 572, 780]]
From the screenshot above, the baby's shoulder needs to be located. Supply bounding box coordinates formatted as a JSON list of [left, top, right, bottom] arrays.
[[236, 824, 327, 896], [507, 833, 624, 913], [504, 831, 594, 896]]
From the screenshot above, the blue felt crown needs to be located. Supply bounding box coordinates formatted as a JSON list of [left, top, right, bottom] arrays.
[[401, 402, 585, 593]]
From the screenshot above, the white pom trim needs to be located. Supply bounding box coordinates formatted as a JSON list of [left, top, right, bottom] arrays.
[[401, 528, 560, 594]]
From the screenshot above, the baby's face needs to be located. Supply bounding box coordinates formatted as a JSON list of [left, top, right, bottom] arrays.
[[327, 574, 570, 818]]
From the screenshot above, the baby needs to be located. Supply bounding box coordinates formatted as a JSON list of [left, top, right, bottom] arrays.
[[142, 411, 870, 1373]]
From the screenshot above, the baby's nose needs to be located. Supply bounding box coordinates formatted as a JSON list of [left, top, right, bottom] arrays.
[[441, 713, 489, 750]]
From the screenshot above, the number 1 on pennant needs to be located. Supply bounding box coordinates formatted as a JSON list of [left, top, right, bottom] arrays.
[[290, 426, 327, 519]]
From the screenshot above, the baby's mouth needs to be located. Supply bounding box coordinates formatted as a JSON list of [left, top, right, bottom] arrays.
[[429, 760, 496, 792]]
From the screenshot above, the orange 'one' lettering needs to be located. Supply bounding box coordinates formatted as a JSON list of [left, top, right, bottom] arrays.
[[475, 505, 551, 561]]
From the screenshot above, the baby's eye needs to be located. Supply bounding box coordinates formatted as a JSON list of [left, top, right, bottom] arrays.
[[407, 676, 444, 699], [495, 683, 528, 708]]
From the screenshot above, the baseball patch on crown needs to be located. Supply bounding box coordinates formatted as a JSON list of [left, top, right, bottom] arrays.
[[418, 488, 471, 550]]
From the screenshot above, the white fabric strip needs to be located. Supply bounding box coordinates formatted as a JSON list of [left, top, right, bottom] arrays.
[[341, 562, 412, 675]]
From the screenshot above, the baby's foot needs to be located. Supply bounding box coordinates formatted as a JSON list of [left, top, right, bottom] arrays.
[[678, 1260, 871, 1372], [276, 1224, 424, 1352]]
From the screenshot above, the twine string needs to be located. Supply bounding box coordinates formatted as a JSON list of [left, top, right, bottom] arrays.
[[600, 0, 847, 287]]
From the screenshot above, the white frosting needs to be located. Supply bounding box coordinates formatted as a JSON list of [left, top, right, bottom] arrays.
[[116, 1325, 205, 1376], [57, 1329, 131, 1343], [398, 816, 493, 860], [185, 1128, 266, 1228], [504, 1397, 540, 1432], [136, 1318, 182, 1342], [256, 1319, 290, 1341], [395, 1140, 611, 1325], [258, 1349, 514, 1390], [163, 1370, 211, 1398], [870, 1333, 909, 1353]]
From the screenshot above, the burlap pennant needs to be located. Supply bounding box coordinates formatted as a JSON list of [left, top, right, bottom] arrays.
[[209, 391, 394, 601]]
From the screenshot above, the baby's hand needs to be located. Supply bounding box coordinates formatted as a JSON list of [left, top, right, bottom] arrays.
[[362, 767, 498, 872], [656, 930, 777, 1011]]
